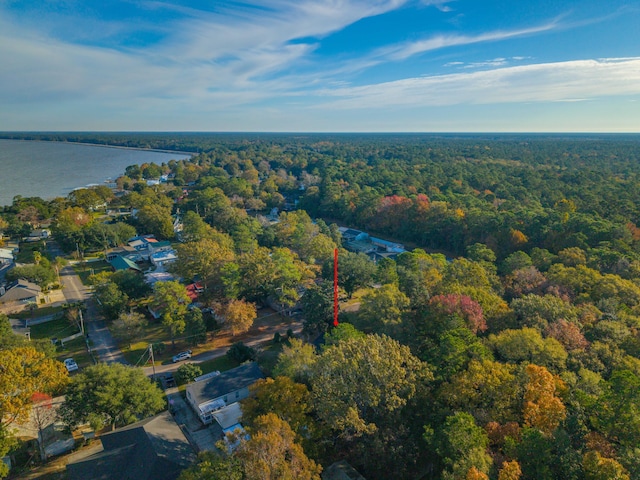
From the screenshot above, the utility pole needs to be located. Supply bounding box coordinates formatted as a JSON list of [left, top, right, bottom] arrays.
[[79, 307, 84, 335], [333, 248, 339, 327], [149, 344, 157, 381]]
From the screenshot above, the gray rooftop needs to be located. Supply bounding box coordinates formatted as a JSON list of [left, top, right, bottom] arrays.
[[66, 411, 195, 480], [186, 362, 264, 407]]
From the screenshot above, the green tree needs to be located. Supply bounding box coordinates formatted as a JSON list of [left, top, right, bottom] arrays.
[[592, 369, 640, 448], [582, 451, 630, 480], [179, 452, 244, 480], [226, 342, 257, 363], [111, 311, 146, 348], [110, 269, 151, 299], [151, 281, 191, 345], [300, 281, 334, 336], [312, 334, 432, 438], [326, 250, 376, 298], [323, 323, 365, 348], [241, 376, 316, 443], [357, 283, 410, 338], [136, 204, 174, 239], [375, 257, 399, 285], [61, 363, 165, 430], [435, 412, 492, 480], [489, 327, 568, 372], [273, 338, 317, 384], [172, 238, 235, 293], [175, 363, 203, 385], [185, 308, 207, 345], [94, 281, 129, 319], [438, 359, 520, 425], [5, 264, 56, 288], [510, 294, 578, 332]]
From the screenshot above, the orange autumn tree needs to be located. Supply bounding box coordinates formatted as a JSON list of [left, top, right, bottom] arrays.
[[522, 364, 566, 435], [498, 460, 522, 480], [466, 466, 489, 480]]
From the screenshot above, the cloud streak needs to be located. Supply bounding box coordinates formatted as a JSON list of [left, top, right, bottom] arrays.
[[374, 20, 561, 62], [317, 58, 640, 108]]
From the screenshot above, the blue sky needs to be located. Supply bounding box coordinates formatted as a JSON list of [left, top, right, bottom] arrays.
[[1, 0, 639, 132]]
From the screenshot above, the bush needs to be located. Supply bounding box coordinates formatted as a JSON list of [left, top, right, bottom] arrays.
[[152, 342, 166, 355], [175, 363, 202, 385], [226, 342, 257, 363]]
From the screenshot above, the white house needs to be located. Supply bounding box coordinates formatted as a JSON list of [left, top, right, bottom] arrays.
[[185, 362, 264, 425], [150, 250, 177, 270], [0, 248, 14, 266]]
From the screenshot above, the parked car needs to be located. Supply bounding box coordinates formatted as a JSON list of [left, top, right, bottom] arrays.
[[172, 350, 192, 363], [64, 358, 79, 372], [164, 374, 176, 388]]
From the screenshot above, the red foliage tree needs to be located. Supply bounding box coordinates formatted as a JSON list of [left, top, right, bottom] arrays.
[[429, 294, 487, 334]]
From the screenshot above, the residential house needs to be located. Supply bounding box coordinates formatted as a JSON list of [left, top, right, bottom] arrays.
[[322, 460, 367, 480], [186, 362, 264, 425], [26, 229, 50, 242], [66, 411, 196, 480], [0, 248, 14, 266], [127, 235, 157, 260], [0, 279, 42, 305], [150, 250, 177, 270], [337, 227, 407, 262], [104, 246, 138, 262], [144, 271, 176, 285], [108, 256, 142, 273]]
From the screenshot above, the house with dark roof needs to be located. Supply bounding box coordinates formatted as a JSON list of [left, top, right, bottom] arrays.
[[66, 411, 195, 480], [0, 279, 42, 305], [108, 255, 142, 272], [322, 460, 367, 480], [185, 362, 264, 425]]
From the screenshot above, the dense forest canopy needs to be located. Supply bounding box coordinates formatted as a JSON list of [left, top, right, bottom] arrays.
[[3, 133, 640, 479]]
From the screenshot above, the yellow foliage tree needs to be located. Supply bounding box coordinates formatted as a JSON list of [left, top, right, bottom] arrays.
[[523, 364, 566, 435], [0, 346, 68, 426], [498, 460, 522, 480], [466, 467, 489, 480], [217, 299, 257, 336], [237, 413, 321, 480]]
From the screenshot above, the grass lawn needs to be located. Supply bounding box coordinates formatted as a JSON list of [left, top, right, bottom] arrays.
[[28, 317, 93, 367], [197, 355, 240, 375], [119, 322, 167, 365], [12, 305, 64, 320], [73, 260, 112, 285], [58, 336, 93, 368], [257, 341, 285, 376], [30, 316, 79, 340]]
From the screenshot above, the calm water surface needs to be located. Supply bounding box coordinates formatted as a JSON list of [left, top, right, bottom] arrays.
[[0, 140, 190, 207]]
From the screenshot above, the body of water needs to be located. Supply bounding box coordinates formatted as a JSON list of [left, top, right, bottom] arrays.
[[0, 140, 191, 207]]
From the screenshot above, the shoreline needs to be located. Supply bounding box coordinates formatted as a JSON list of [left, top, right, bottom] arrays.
[[0, 138, 196, 157]]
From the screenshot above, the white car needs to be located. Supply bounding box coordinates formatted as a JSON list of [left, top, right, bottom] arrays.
[[64, 358, 79, 372], [172, 350, 192, 363]]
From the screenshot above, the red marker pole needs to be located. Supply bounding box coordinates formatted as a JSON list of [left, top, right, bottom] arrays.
[[333, 248, 339, 327]]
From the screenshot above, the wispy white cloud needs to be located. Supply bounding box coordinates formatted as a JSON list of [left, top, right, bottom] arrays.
[[316, 58, 640, 108], [373, 20, 561, 62]]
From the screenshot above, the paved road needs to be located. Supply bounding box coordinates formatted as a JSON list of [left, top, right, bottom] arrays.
[[143, 321, 303, 377], [47, 240, 127, 364]]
